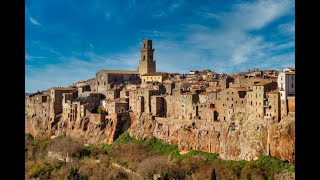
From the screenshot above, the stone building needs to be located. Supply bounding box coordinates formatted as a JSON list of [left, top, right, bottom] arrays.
[[25, 92, 50, 120], [138, 39, 156, 75], [218, 76, 233, 90], [246, 81, 277, 119], [129, 88, 161, 116], [151, 95, 165, 116], [287, 96, 295, 113], [216, 87, 247, 122], [278, 70, 295, 101], [163, 83, 175, 95], [180, 93, 199, 120], [78, 85, 91, 96], [199, 91, 219, 103], [192, 102, 214, 120], [120, 89, 130, 98], [49, 87, 76, 120], [105, 88, 121, 100], [141, 72, 168, 83], [95, 70, 140, 95], [264, 90, 281, 122], [105, 98, 129, 114]]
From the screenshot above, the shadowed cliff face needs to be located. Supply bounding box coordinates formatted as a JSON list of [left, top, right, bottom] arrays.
[[26, 110, 294, 163]]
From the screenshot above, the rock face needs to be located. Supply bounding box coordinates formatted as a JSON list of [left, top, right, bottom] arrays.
[[26, 109, 294, 163], [25, 112, 132, 145], [128, 111, 295, 163]]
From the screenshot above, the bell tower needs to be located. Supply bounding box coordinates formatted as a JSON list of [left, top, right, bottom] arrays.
[[138, 39, 156, 75]]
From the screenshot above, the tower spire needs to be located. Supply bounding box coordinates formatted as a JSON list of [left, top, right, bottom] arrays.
[[138, 39, 156, 75]]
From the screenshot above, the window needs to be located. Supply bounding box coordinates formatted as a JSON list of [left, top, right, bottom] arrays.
[[232, 98, 233, 101], [143, 55, 145, 60], [291, 83, 293, 88], [144, 43, 146, 48], [227, 98, 229, 101]]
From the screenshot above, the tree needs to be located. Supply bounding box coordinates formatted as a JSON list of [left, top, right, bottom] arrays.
[[97, 106, 105, 114]]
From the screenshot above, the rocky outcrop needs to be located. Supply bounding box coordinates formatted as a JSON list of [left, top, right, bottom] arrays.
[[268, 113, 295, 163], [26, 109, 294, 163], [128, 110, 295, 162], [25, 112, 132, 145]]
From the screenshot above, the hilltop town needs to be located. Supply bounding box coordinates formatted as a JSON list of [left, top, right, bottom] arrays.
[[25, 40, 295, 163]]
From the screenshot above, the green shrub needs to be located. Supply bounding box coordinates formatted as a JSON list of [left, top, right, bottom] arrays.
[[185, 150, 219, 162], [254, 156, 291, 174], [97, 106, 106, 114], [31, 162, 53, 178], [67, 168, 88, 180]]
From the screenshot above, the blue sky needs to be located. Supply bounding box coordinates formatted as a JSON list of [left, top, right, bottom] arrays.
[[26, 0, 295, 93]]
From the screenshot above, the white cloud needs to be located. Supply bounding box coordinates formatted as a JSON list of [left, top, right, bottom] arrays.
[[183, 0, 294, 67], [224, 0, 293, 30], [278, 21, 295, 35], [29, 16, 41, 26], [25, 53, 45, 61]]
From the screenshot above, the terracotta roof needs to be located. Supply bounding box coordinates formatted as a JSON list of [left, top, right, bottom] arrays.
[[209, 108, 217, 111], [288, 68, 295, 71], [141, 72, 168, 76], [253, 81, 272, 86], [101, 70, 139, 74]]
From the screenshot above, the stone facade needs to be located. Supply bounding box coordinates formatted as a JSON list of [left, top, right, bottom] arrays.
[[215, 87, 247, 122], [141, 72, 168, 83], [96, 70, 140, 95], [129, 88, 161, 116], [151, 95, 165, 116], [278, 71, 295, 100], [49, 87, 76, 121], [105, 88, 121, 100], [138, 39, 156, 75], [105, 99, 129, 114]]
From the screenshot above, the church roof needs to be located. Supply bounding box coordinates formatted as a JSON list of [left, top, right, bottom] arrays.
[[141, 72, 167, 76]]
